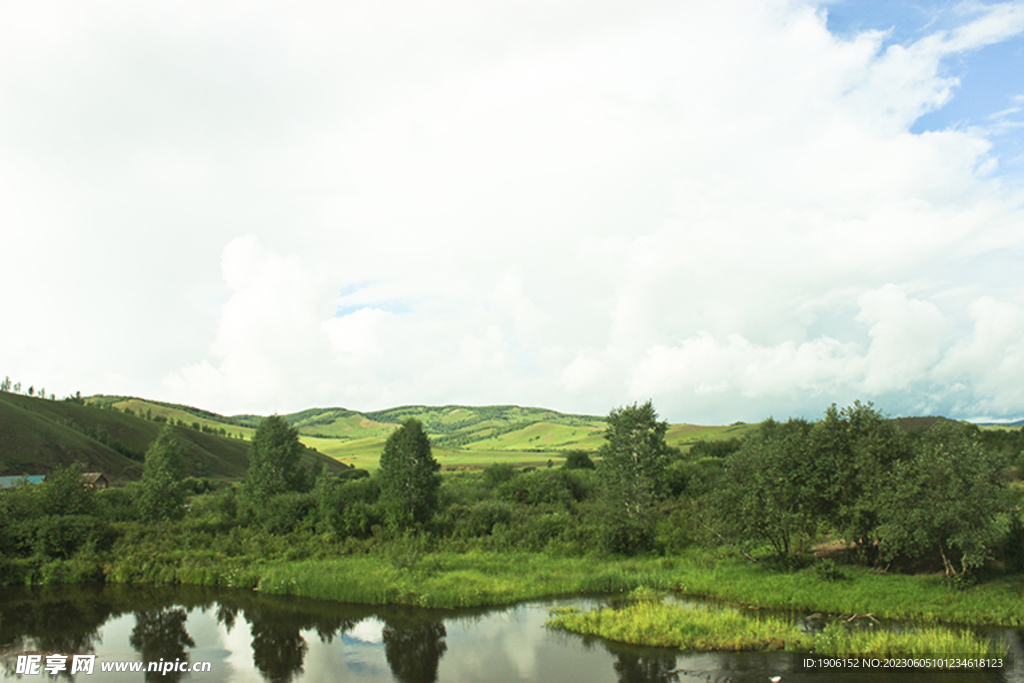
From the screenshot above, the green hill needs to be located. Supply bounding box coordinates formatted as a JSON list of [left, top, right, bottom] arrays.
[[0, 392, 348, 482], [79, 397, 762, 470]]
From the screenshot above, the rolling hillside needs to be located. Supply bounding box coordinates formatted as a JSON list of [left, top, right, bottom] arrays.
[[0, 392, 349, 482], [9, 391, 983, 475], [85, 397, 760, 470]]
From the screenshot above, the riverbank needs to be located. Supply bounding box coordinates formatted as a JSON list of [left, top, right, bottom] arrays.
[[251, 551, 1024, 627], [7, 546, 1024, 625]]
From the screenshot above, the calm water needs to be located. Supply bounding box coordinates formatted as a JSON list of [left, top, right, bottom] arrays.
[[0, 584, 1018, 683]]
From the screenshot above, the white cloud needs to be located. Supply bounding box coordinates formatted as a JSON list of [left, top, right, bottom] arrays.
[[2, 1, 1024, 421], [934, 296, 1024, 416], [856, 285, 949, 394]]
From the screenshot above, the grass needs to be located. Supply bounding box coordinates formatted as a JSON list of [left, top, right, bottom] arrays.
[[812, 622, 1004, 658], [548, 599, 806, 651], [255, 553, 680, 608], [673, 552, 1024, 626], [0, 393, 252, 481], [547, 596, 1004, 657], [251, 548, 1024, 625]]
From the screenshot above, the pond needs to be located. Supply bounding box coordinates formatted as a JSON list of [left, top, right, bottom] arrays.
[[0, 584, 1018, 682]]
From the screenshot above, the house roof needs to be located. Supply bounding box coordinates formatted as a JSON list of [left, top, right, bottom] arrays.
[[82, 472, 108, 484], [0, 475, 46, 489]]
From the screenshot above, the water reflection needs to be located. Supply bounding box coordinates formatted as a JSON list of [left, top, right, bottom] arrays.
[[0, 585, 1016, 683], [610, 648, 679, 683], [129, 609, 195, 682], [382, 609, 448, 683], [0, 586, 110, 658]]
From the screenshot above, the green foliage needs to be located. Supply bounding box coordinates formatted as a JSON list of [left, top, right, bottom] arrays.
[[95, 484, 140, 523], [482, 463, 516, 488], [653, 499, 696, 554], [810, 401, 912, 558], [877, 422, 1010, 577], [245, 415, 306, 504], [814, 558, 846, 582], [706, 418, 818, 560], [259, 492, 317, 535], [562, 450, 595, 470], [664, 457, 723, 498], [315, 472, 381, 538], [21, 514, 116, 559], [377, 419, 441, 530], [687, 438, 742, 459], [137, 427, 187, 522], [39, 464, 95, 517], [449, 500, 516, 538], [598, 401, 669, 555], [495, 469, 586, 507]]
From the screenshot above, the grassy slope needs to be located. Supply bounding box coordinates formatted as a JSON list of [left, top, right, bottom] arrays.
[[0, 393, 347, 481], [85, 396, 768, 470]]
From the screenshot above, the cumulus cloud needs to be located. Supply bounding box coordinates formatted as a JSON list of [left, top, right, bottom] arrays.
[[2, 0, 1024, 421]]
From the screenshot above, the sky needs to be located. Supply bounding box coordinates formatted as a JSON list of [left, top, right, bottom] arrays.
[[2, 0, 1024, 424]]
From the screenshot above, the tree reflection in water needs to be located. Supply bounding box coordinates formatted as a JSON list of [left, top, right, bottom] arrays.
[[609, 644, 680, 683], [382, 610, 448, 683], [0, 587, 111, 662], [129, 608, 195, 683], [236, 596, 365, 683], [245, 607, 309, 683]]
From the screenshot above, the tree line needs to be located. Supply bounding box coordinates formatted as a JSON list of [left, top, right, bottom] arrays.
[[1, 400, 1020, 585]]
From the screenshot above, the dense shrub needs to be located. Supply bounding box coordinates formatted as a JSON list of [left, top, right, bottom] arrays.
[[496, 470, 585, 507], [259, 492, 317, 535], [482, 463, 516, 489], [20, 515, 117, 559], [562, 450, 595, 470]]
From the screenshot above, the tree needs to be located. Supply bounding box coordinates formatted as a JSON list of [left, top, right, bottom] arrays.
[[40, 464, 94, 517], [562, 450, 595, 470], [876, 423, 1009, 577], [137, 430, 187, 520], [377, 419, 441, 529], [0, 376, 10, 392], [245, 415, 304, 503], [707, 418, 818, 560], [808, 402, 911, 561], [598, 401, 669, 553], [137, 427, 187, 522]]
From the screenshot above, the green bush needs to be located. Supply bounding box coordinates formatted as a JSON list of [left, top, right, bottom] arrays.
[[496, 470, 585, 507], [482, 463, 516, 489], [259, 492, 317, 534], [341, 501, 380, 539], [562, 450, 595, 470], [24, 515, 117, 559], [603, 519, 655, 556], [96, 485, 139, 523], [453, 500, 516, 538]]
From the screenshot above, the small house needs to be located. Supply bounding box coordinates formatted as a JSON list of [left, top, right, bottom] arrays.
[[82, 473, 110, 490]]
